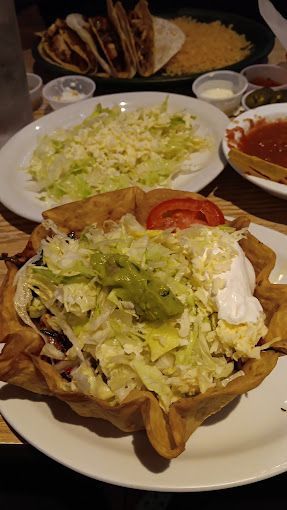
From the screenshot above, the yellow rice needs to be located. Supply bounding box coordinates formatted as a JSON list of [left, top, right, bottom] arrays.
[[164, 17, 252, 76]]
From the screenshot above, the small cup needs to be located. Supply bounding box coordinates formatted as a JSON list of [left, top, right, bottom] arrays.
[[192, 70, 248, 115], [241, 90, 257, 110], [240, 64, 287, 92], [26, 72, 43, 110], [42, 75, 96, 110]]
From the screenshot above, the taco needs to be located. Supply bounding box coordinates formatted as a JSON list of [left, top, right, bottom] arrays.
[[104, 0, 137, 77], [0, 187, 286, 459], [38, 19, 97, 75], [152, 16, 185, 74], [127, 0, 185, 77], [128, 0, 154, 77], [65, 13, 112, 76], [112, 0, 139, 70], [66, 10, 136, 78], [88, 17, 131, 78]]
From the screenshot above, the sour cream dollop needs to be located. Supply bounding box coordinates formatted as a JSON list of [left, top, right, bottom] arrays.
[[215, 244, 263, 324], [52, 86, 86, 102], [200, 87, 234, 100]]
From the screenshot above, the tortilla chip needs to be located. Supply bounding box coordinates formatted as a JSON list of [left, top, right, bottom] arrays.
[[229, 148, 287, 185], [0, 187, 286, 459]]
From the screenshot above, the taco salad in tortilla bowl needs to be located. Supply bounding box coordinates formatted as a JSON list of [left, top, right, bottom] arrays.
[[0, 187, 286, 459]]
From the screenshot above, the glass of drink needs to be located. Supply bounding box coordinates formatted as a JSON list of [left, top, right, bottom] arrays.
[[0, 0, 33, 149]]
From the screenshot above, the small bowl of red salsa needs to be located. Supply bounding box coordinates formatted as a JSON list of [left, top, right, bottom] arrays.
[[240, 64, 287, 92], [222, 103, 287, 200], [231, 117, 287, 169]]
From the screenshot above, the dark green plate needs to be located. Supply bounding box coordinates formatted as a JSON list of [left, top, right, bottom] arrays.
[[32, 8, 275, 92]]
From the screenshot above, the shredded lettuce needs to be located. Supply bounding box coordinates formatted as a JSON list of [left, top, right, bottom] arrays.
[[25, 100, 211, 205], [14, 215, 268, 412]]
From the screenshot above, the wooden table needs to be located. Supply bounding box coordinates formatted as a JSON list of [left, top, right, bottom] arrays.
[[1, 41, 287, 450]]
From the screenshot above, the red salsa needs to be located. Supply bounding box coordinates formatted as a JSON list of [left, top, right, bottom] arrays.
[[250, 76, 281, 88], [236, 118, 287, 168]]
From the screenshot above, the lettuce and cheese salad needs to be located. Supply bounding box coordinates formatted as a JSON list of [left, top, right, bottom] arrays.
[[25, 100, 211, 205], [14, 213, 268, 412]]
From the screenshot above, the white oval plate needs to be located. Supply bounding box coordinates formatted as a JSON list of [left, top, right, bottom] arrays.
[[222, 103, 287, 200], [1, 222, 287, 491], [0, 91, 228, 223]]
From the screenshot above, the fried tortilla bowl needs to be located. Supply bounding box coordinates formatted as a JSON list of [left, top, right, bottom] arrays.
[[0, 187, 287, 459]]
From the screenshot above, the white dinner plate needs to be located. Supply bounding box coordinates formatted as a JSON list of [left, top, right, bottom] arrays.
[[1, 222, 287, 492], [222, 103, 287, 200], [0, 91, 228, 223]]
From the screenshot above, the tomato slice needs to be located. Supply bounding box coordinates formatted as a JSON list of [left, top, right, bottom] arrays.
[[146, 198, 225, 230]]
